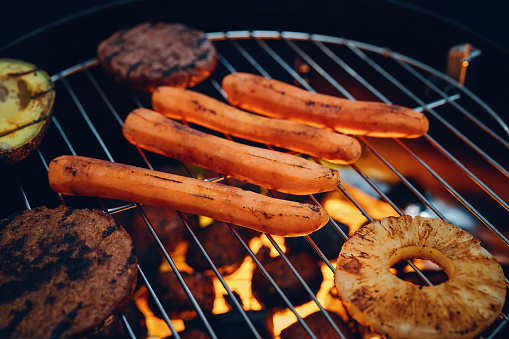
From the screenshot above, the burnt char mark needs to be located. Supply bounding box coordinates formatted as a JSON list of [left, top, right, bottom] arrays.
[[192, 100, 218, 116], [249, 153, 307, 168], [305, 101, 334, 110], [102, 226, 117, 238], [190, 193, 214, 200], [351, 286, 374, 312], [98, 252, 113, 265], [9, 235, 27, 254], [180, 52, 210, 70], [63, 207, 75, 219], [0, 234, 94, 305], [125, 248, 136, 270], [0, 114, 49, 138], [63, 233, 78, 245], [127, 61, 142, 75], [0, 212, 20, 231], [169, 120, 205, 136], [193, 37, 208, 48], [0, 300, 33, 338], [308, 205, 322, 213], [63, 165, 77, 176], [357, 232, 375, 243], [182, 62, 196, 70], [105, 51, 120, 64], [144, 173, 182, 184], [31, 87, 55, 100], [162, 65, 179, 76], [78, 244, 91, 256], [49, 303, 82, 339], [196, 51, 210, 60], [265, 83, 285, 96], [65, 256, 93, 281], [6, 67, 41, 77], [59, 222, 76, 230], [342, 257, 362, 274]]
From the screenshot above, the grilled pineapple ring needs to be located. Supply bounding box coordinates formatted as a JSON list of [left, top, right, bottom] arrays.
[[335, 215, 506, 339]]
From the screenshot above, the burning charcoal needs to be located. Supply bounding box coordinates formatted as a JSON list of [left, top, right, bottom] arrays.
[[121, 206, 199, 284], [167, 328, 211, 339], [284, 223, 347, 260], [130, 205, 199, 256], [182, 310, 273, 339], [251, 246, 323, 309], [279, 310, 357, 339], [185, 221, 248, 276], [148, 270, 215, 321]]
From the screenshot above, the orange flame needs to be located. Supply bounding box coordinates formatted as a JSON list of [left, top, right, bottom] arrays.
[[322, 182, 398, 235], [133, 287, 184, 338], [135, 197, 396, 339]]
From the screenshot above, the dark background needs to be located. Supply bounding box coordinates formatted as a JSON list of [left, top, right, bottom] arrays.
[[1, 0, 508, 119]]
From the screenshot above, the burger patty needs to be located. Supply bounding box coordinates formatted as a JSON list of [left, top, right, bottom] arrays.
[[0, 205, 138, 339], [97, 22, 218, 92]]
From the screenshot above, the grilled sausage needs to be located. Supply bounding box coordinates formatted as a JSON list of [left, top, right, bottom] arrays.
[[151, 86, 362, 164], [222, 72, 429, 138], [48, 155, 330, 237], [122, 107, 340, 195]]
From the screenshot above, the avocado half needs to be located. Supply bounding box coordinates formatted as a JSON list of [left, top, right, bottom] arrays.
[[0, 59, 55, 165]]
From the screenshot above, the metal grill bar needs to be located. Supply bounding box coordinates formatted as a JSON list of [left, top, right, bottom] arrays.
[[120, 313, 137, 339], [48, 62, 228, 338], [2, 30, 508, 339], [265, 232, 347, 339], [214, 50, 353, 337], [333, 40, 509, 244], [92, 77, 261, 337], [344, 41, 509, 169], [180, 217, 261, 339], [136, 264, 180, 339], [394, 57, 509, 177], [205, 76, 342, 338], [230, 37, 441, 228], [291, 35, 508, 234], [218, 31, 509, 331], [202, 57, 348, 336], [221, 31, 509, 322], [339, 37, 509, 138]]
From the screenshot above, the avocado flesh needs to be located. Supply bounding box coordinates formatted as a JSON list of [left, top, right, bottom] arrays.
[[0, 59, 55, 164]]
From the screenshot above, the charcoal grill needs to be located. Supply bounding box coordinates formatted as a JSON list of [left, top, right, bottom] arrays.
[[2, 7, 509, 339]]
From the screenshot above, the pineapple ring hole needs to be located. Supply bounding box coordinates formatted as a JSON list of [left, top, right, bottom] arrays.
[[389, 245, 453, 285]]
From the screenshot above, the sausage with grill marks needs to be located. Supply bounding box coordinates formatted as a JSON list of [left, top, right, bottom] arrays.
[[222, 72, 429, 138], [151, 86, 362, 164], [122, 107, 340, 195], [48, 155, 330, 237]]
